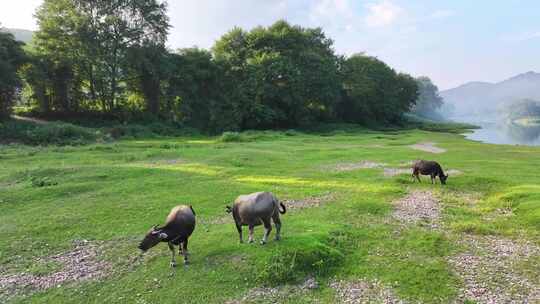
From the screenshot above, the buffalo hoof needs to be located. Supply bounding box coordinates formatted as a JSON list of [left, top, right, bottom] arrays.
[[170, 262, 177, 268], [274, 236, 281, 241], [248, 239, 254, 244], [260, 240, 267, 245]]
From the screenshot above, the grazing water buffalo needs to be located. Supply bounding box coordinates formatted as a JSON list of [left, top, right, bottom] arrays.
[[412, 160, 448, 184], [139, 205, 196, 267], [226, 192, 286, 244]]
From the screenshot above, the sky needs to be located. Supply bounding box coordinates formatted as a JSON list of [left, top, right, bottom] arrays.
[[1, 0, 539, 90]]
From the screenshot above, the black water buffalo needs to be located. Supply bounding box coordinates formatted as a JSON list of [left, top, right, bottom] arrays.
[[412, 160, 448, 184], [139, 205, 196, 267]]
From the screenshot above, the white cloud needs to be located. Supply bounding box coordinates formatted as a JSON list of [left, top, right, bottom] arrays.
[[167, 0, 290, 49], [430, 9, 455, 20], [309, 0, 354, 24], [365, 1, 402, 27], [501, 31, 540, 42]]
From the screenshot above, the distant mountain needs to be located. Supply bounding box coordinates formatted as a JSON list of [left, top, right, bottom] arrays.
[[441, 71, 540, 116], [0, 28, 34, 43]]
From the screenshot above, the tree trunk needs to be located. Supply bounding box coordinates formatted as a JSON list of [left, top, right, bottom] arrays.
[[36, 85, 49, 113]]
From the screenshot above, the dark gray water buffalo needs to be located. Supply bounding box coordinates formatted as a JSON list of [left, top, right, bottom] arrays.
[[412, 160, 448, 184], [226, 192, 286, 244], [139, 205, 196, 267]]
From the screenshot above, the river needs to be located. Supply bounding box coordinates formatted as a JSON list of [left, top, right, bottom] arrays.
[[452, 115, 540, 146]]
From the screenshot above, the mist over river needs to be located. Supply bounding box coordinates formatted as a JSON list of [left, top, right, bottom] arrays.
[[451, 115, 540, 146]]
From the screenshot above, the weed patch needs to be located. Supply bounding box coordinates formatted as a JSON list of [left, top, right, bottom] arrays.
[[256, 236, 346, 286]]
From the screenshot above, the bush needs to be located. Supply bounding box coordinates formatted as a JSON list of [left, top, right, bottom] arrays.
[[256, 237, 345, 285], [31, 176, 58, 187], [219, 131, 244, 142], [284, 129, 300, 136], [104, 124, 153, 139], [0, 120, 98, 146]]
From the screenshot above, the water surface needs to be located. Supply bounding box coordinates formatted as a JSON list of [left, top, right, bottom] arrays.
[[462, 120, 540, 146]]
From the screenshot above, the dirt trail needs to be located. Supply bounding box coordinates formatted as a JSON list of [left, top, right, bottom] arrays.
[[0, 240, 110, 301], [330, 161, 387, 172], [11, 115, 50, 125], [330, 279, 405, 304], [449, 236, 540, 303], [225, 276, 319, 303], [392, 190, 440, 228], [409, 142, 446, 154], [390, 190, 540, 303], [282, 192, 337, 210]]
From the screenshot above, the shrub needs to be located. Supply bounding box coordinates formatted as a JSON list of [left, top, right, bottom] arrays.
[[31, 176, 58, 187], [284, 129, 300, 136], [104, 124, 152, 139], [219, 131, 243, 142], [0, 120, 98, 146], [256, 237, 345, 285]]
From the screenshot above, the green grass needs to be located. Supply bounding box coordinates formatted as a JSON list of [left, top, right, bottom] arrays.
[[1, 125, 539, 303]]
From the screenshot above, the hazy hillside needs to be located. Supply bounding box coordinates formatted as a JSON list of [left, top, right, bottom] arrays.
[[0, 28, 33, 43], [441, 71, 540, 117]]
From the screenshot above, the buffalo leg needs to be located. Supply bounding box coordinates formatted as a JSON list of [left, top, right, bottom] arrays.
[[168, 242, 177, 268], [415, 174, 421, 183], [273, 214, 282, 241], [248, 224, 255, 243], [431, 174, 435, 184], [236, 222, 243, 243], [261, 218, 272, 245], [181, 239, 189, 265]]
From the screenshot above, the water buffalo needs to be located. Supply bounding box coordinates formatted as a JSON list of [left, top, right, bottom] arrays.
[[226, 192, 286, 244], [138, 205, 196, 267], [412, 160, 448, 184]]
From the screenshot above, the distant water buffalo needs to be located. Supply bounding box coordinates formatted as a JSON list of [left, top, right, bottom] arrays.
[[226, 192, 286, 244], [412, 160, 448, 184], [139, 205, 196, 267]]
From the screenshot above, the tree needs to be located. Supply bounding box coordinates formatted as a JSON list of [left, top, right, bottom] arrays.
[[338, 54, 418, 124], [395, 73, 419, 120], [163, 48, 234, 131], [126, 44, 168, 115], [0, 28, 26, 119], [411, 76, 444, 119], [213, 20, 341, 129], [20, 52, 53, 113], [33, 0, 170, 113], [76, 0, 170, 111]]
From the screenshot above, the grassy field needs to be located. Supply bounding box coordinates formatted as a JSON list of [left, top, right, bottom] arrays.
[[1, 126, 539, 303]]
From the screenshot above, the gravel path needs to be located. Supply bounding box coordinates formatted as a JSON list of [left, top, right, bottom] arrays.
[[330, 279, 405, 304], [392, 190, 440, 228], [383, 168, 412, 177], [225, 276, 319, 303], [409, 142, 446, 154], [329, 161, 387, 172], [282, 192, 336, 210], [0, 240, 111, 301], [449, 236, 540, 304]]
